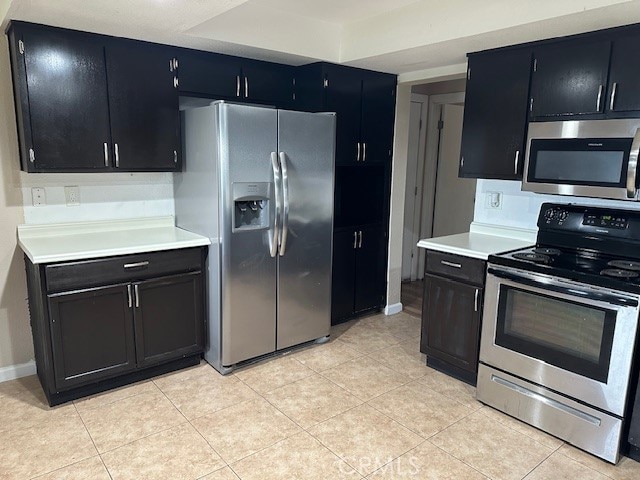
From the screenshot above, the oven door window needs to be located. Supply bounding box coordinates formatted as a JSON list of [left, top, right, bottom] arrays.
[[495, 286, 616, 383]]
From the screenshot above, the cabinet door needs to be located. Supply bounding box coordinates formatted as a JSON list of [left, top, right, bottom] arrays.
[[177, 50, 242, 98], [360, 73, 396, 165], [530, 40, 611, 117], [48, 284, 136, 389], [19, 26, 112, 172], [133, 272, 204, 368], [608, 34, 640, 114], [106, 41, 180, 171], [420, 275, 481, 373], [324, 66, 362, 166], [331, 230, 356, 323], [354, 225, 386, 313], [459, 49, 531, 179], [242, 60, 294, 107]]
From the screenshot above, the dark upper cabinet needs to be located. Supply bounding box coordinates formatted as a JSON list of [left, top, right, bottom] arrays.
[[47, 284, 136, 389], [530, 40, 611, 117], [608, 34, 640, 113], [296, 63, 396, 166], [176, 50, 293, 108], [106, 41, 180, 171], [459, 49, 532, 180], [9, 24, 112, 172], [133, 271, 204, 368]]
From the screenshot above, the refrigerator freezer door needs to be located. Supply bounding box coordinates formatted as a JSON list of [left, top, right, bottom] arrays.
[[276, 110, 336, 349], [219, 103, 279, 365]]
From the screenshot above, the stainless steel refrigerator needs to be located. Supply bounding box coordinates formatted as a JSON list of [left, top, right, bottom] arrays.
[[174, 101, 336, 373]]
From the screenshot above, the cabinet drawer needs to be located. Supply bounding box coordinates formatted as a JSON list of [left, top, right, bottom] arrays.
[[426, 251, 486, 285], [45, 248, 203, 293]]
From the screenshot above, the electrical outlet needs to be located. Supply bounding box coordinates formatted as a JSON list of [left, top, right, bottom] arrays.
[[64, 186, 80, 206], [31, 187, 46, 206], [485, 191, 502, 209]]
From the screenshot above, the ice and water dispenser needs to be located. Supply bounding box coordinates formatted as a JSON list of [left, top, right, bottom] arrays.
[[232, 182, 270, 232]]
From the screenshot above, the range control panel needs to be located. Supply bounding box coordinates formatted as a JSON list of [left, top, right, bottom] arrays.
[[583, 213, 629, 229], [542, 206, 569, 226]]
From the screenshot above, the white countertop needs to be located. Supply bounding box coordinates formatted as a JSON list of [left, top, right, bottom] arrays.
[[417, 222, 537, 260], [18, 216, 211, 264]]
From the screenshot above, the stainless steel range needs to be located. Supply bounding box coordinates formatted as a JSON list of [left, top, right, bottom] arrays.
[[477, 203, 640, 463]]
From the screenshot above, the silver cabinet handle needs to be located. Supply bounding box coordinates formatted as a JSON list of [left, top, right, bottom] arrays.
[[474, 288, 479, 312], [236, 75, 240, 97], [460, 156, 464, 168], [353, 231, 357, 249], [278, 152, 290, 256], [124, 261, 149, 269], [103, 142, 109, 167], [114, 143, 120, 168], [270, 152, 282, 258], [127, 284, 132, 308], [514, 150, 520, 175], [441, 260, 462, 269], [362, 142, 366, 162], [244, 77, 248, 98], [174, 150, 178, 164], [134, 284, 140, 308], [610, 82, 618, 111], [628, 128, 640, 199], [358, 230, 362, 248], [357, 142, 361, 162], [596, 84, 603, 111]]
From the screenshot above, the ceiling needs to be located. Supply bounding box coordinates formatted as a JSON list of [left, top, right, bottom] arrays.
[[3, 0, 640, 77]]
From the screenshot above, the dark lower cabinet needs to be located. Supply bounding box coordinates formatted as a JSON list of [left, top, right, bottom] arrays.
[[25, 247, 206, 406], [420, 250, 485, 385], [331, 225, 386, 324]]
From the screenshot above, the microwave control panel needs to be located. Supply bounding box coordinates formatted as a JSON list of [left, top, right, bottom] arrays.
[[583, 214, 629, 229]]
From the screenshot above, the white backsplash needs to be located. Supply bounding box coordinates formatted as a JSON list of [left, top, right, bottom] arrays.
[[474, 179, 640, 231], [20, 172, 174, 225]]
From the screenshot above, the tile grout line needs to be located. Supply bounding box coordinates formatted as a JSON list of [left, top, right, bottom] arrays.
[[554, 450, 618, 480], [72, 402, 115, 480], [519, 442, 565, 480], [424, 438, 491, 479]]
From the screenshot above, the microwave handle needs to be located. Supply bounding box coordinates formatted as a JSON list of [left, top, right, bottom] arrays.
[[627, 128, 640, 199]]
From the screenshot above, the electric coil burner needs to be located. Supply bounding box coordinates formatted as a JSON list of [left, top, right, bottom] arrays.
[[477, 202, 640, 464]]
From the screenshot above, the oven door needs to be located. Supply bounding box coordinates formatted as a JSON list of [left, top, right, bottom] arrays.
[[481, 265, 640, 416]]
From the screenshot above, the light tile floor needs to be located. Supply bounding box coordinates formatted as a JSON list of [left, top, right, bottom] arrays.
[[2, 311, 640, 479]]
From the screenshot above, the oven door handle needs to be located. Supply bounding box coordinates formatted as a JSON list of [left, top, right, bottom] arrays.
[[487, 268, 639, 307]]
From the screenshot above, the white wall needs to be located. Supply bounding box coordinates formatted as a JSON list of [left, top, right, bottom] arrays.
[[474, 179, 640, 231]]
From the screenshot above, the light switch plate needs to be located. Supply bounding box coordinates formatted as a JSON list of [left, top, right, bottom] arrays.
[[64, 186, 80, 206], [31, 187, 46, 206]]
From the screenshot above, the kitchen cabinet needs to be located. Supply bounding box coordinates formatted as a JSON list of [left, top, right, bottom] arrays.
[[530, 40, 611, 118], [608, 33, 640, 114], [25, 247, 206, 405], [7, 22, 180, 173], [459, 48, 532, 179], [331, 225, 386, 324], [177, 49, 294, 108], [420, 250, 485, 385]]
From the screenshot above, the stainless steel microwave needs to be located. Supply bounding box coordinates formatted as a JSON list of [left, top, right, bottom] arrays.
[[522, 119, 640, 201]]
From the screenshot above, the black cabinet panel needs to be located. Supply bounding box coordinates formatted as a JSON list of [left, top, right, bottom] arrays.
[[331, 230, 356, 323], [360, 73, 396, 165], [334, 166, 386, 229], [242, 60, 294, 107], [324, 66, 362, 166], [460, 49, 531, 179], [420, 274, 481, 375], [354, 225, 385, 313], [177, 50, 242, 99], [134, 272, 204, 367], [608, 34, 640, 113], [106, 41, 180, 171], [48, 284, 136, 389], [530, 40, 611, 117], [20, 26, 111, 171]]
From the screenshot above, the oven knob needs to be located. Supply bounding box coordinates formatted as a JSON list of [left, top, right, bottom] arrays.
[[544, 209, 556, 221]]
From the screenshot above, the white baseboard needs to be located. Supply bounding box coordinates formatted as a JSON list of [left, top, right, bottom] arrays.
[[0, 360, 36, 383], [384, 303, 403, 315]]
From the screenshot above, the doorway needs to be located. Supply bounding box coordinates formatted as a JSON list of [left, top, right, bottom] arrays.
[[400, 80, 476, 315]]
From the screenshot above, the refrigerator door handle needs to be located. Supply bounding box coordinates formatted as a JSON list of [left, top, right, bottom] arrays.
[[270, 152, 282, 257], [278, 152, 290, 256]]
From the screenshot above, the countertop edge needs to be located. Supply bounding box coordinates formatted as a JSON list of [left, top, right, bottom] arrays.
[[416, 240, 489, 260]]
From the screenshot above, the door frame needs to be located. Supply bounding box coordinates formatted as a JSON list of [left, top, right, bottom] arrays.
[[402, 93, 429, 281], [417, 92, 465, 279]]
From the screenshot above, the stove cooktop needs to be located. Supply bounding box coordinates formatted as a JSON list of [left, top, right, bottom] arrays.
[[490, 245, 640, 293]]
